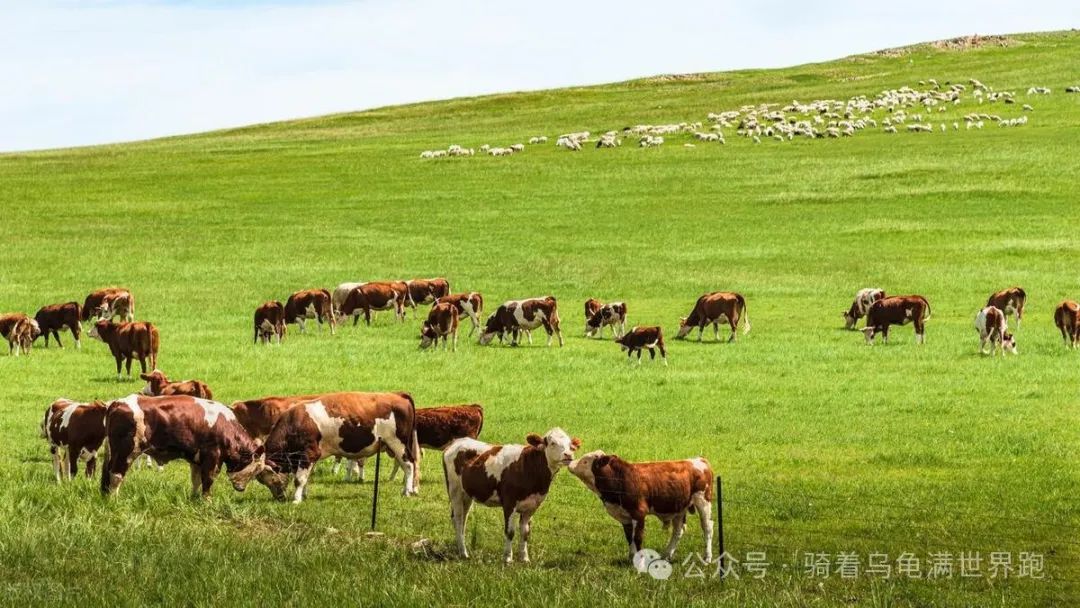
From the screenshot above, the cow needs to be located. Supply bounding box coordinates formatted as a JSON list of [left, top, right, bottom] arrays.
[[259, 392, 420, 502], [420, 302, 459, 351], [843, 288, 886, 330], [975, 306, 1017, 355], [584, 298, 603, 324], [615, 326, 667, 365], [585, 301, 628, 339], [82, 288, 134, 323], [231, 394, 319, 444], [140, 369, 214, 399], [478, 296, 564, 347], [676, 292, 750, 342], [41, 398, 107, 481], [100, 394, 270, 498], [332, 282, 366, 317], [34, 302, 83, 349], [88, 320, 160, 380], [567, 452, 714, 563], [436, 292, 484, 336], [284, 289, 336, 335], [987, 287, 1026, 329], [862, 295, 931, 344], [337, 282, 407, 326], [0, 313, 40, 356], [253, 300, 286, 344], [405, 278, 452, 310], [443, 428, 581, 562], [1054, 300, 1080, 348]]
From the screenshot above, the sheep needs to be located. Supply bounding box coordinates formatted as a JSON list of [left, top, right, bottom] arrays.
[[1066, 86, 1080, 93], [638, 135, 664, 148], [1022, 104, 1033, 111], [883, 126, 898, 134], [528, 136, 548, 144], [487, 147, 513, 156], [479, 144, 491, 153], [420, 151, 435, 159], [510, 144, 525, 153]]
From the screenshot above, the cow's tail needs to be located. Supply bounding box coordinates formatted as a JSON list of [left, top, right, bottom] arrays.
[[397, 392, 420, 465], [738, 294, 751, 335], [40, 405, 51, 440], [473, 404, 485, 439], [922, 297, 932, 322], [149, 325, 160, 370], [473, 292, 484, 317]]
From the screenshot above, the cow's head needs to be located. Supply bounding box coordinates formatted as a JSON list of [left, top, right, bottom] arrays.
[[862, 326, 876, 343], [227, 446, 270, 492], [255, 460, 289, 501], [568, 450, 608, 493], [676, 317, 693, 339], [526, 428, 581, 470], [1003, 332, 1018, 355], [419, 322, 438, 349], [88, 320, 111, 341], [139, 370, 169, 396], [478, 314, 501, 345], [843, 310, 858, 330]]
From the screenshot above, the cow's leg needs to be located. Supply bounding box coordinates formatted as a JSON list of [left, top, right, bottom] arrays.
[[72, 325, 81, 349], [85, 452, 97, 479], [51, 447, 63, 482], [292, 465, 312, 503], [200, 455, 220, 498], [692, 492, 714, 563], [626, 348, 634, 364], [189, 462, 202, 499], [502, 506, 516, 563], [728, 319, 738, 342], [364, 308, 372, 326], [102, 436, 136, 496], [526, 329, 534, 345], [915, 320, 925, 344], [622, 523, 637, 561], [518, 511, 533, 563], [348, 459, 365, 483], [631, 517, 646, 558], [137, 354, 148, 376], [658, 341, 668, 366], [67, 448, 80, 480], [713, 322, 720, 341], [452, 328, 458, 352], [662, 513, 687, 561], [298, 318, 307, 333], [697, 324, 704, 342], [124, 355, 134, 378], [114, 356, 123, 381], [882, 326, 890, 344], [450, 492, 473, 558], [636, 349, 643, 365], [980, 335, 989, 354]]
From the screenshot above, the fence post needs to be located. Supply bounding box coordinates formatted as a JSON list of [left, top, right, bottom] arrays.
[[370, 450, 382, 531], [716, 475, 725, 571]]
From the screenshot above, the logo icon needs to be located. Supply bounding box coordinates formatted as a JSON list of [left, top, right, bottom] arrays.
[[634, 549, 672, 580]]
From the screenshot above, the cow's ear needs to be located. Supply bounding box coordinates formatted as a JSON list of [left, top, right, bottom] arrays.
[[525, 433, 544, 447], [570, 437, 581, 451], [139, 373, 151, 381], [595, 455, 612, 469]]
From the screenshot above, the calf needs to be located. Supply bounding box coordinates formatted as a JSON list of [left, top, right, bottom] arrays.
[[331, 281, 366, 317], [443, 428, 581, 562], [260, 392, 420, 502], [254, 300, 286, 344], [585, 301, 628, 339], [41, 398, 107, 481], [479, 296, 564, 347], [0, 313, 40, 356], [88, 320, 160, 380], [843, 288, 885, 329], [987, 287, 1026, 329], [420, 302, 459, 351], [975, 306, 1017, 355], [568, 452, 713, 563], [862, 295, 931, 344], [676, 291, 751, 342], [436, 292, 484, 336], [1054, 300, 1080, 348], [82, 287, 134, 323], [101, 394, 270, 498], [615, 326, 667, 364], [406, 278, 452, 309], [337, 282, 406, 326], [34, 302, 83, 348], [231, 394, 319, 444], [284, 289, 336, 334], [140, 369, 214, 399]]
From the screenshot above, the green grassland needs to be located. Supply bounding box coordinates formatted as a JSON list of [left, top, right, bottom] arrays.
[[2, 30, 1079, 607]]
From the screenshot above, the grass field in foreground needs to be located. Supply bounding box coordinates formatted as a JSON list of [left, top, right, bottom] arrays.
[[1, 30, 1079, 607]]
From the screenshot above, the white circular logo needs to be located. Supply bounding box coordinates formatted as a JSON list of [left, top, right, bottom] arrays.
[[633, 549, 662, 573], [648, 559, 674, 580], [633, 549, 672, 579]]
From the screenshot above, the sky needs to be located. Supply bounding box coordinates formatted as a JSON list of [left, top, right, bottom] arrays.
[[2, 0, 1076, 152]]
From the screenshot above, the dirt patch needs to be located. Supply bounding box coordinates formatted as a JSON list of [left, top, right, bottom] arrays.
[[875, 34, 1019, 57], [644, 73, 709, 83]]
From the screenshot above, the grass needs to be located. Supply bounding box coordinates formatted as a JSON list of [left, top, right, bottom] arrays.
[[2, 30, 1080, 607]]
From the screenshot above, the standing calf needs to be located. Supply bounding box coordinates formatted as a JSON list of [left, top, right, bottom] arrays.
[[585, 300, 628, 339], [1054, 300, 1080, 348], [975, 306, 1017, 355], [420, 302, 459, 351], [82, 288, 134, 323], [436, 292, 484, 336], [843, 288, 885, 329], [34, 302, 83, 348], [863, 295, 931, 344], [254, 300, 286, 344], [987, 287, 1026, 329], [676, 291, 750, 342], [89, 320, 160, 380], [41, 398, 107, 481], [140, 369, 214, 399], [1, 313, 40, 356], [284, 289, 336, 334], [615, 326, 667, 365]]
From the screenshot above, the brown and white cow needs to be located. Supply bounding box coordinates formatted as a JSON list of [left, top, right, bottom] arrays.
[[420, 302, 459, 351], [284, 289, 336, 334], [337, 282, 406, 326], [1054, 300, 1080, 348], [101, 394, 270, 498], [34, 302, 83, 349], [231, 394, 319, 444], [259, 392, 419, 502], [862, 295, 931, 344], [0, 313, 40, 356], [41, 398, 107, 481], [405, 278, 452, 309], [254, 300, 286, 344], [975, 306, 1017, 355], [82, 288, 134, 323], [568, 452, 714, 563], [676, 291, 750, 342], [331, 282, 366, 317], [479, 296, 564, 347], [140, 370, 214, 399], [987, 287, 1026, 329], [436, 292, 484, 336], [615, 326, 667, 365], [843, 288, 886, 330], [88, 320, 160, 380], [443, 428, 581, 562], [585, 301, 628, 339]]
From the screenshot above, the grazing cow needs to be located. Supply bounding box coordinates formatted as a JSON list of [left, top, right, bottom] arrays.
[[284, 289, 336, 334], [420, 302, 459, 351], [231, 394, 319, 444], [331, 282, 366, 317], [443, 428, 581, 562], [843, 288, 886, 329], [436, 292, 484, 336], [975, 306, 1017, 355], [88, 320, 160, 379], [41, 398, 107, 481], [337, 282, 406, 326], [259, 392, 420, 502], [0, 313, 40, 356], [1054, 300, 1080, 348], [253, 300, 286, 344], [405, 278, 452, 309], [82, 288, 134, 323], [568, 452, 713, 563], [615, 326, 667, 365], [987, 287, 1026, 329], [34, 302, 83, 348], [676, 292, 751, 342], [101, 395, 270, 498], [585, 301, 628, 339], [584, 298, 603, 325], [479, 296, 564, 347], [862, 295, 931, 344], [140, 369, 214, 399]]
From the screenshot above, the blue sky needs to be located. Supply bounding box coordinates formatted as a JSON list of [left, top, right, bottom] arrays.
[[2, 0, 1076, 151]]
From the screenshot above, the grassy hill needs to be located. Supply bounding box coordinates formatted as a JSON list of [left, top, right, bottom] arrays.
[[1, 30, 1079, 607]]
